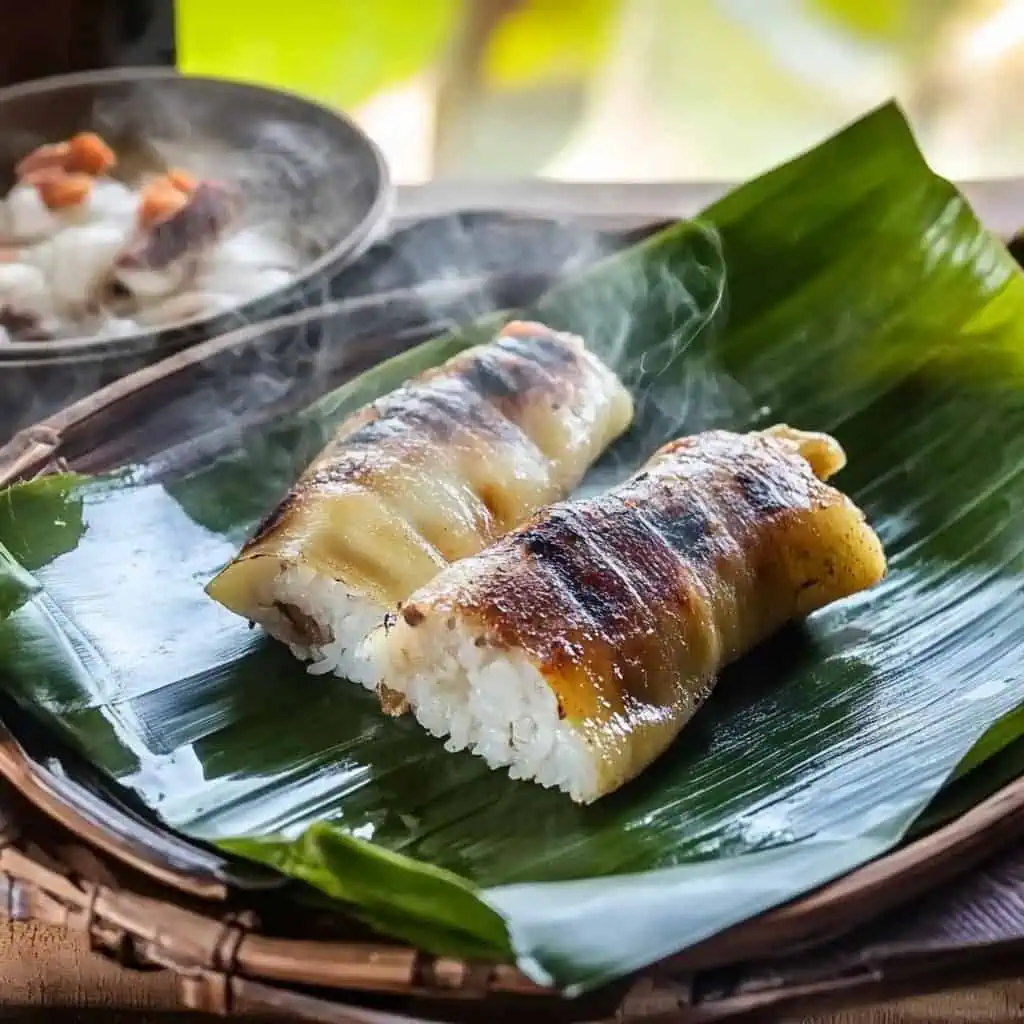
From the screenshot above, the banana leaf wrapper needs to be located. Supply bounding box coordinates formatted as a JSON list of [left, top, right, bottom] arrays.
[[1, 103, 1024, 993]]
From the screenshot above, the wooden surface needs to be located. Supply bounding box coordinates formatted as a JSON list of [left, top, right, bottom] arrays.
[[0, 920, 1021, 1022]]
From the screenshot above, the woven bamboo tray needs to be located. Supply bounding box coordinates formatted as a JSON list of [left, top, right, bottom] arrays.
[[0, 206, 1023, 1023]]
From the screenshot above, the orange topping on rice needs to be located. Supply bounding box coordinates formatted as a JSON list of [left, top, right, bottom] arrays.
[[66, 132, 116, 175], [165, 168, 198, 194], [36, 172, 93, 211], [15, 142, 71, 180], [138, 179, 188, 228]]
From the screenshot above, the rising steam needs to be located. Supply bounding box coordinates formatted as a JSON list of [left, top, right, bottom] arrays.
[[17, 79, 764, 514]]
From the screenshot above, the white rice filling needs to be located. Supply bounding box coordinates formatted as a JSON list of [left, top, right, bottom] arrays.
[[251, 566, 601, 802], [260, 564, 385, 690], [380, 619, 600, 803]]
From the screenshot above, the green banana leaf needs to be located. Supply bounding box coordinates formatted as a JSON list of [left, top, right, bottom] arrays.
[[2, 102, 1024, 994], [911, 708, 1024, 839], [0, 545, 39, 621]]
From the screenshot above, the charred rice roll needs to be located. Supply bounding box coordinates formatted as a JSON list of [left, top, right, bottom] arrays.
[[365, 425, 887, 803], [205, 320, 634, 685]]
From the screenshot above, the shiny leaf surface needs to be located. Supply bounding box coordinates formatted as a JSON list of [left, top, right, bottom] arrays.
[[1, 104, 1024, 992]]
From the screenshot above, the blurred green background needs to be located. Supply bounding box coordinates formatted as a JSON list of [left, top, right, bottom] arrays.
[[177, 0, 1024, 183]]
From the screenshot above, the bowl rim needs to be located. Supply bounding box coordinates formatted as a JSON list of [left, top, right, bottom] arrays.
[[0, 65, 394, 360]]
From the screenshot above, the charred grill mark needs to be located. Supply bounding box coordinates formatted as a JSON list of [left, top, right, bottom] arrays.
[[340, 410, 415, 448], [342, 361, 550, 452], [733, 466, 790, 515], [246, 495, 298, 547], [306, 453, 375, 488], [328, 381, 521, 455], [323, 406, 380, 450], [496, 333, 581, 372], [458, 353, 522, 400], [419, 380, 530, 439], [638, 503, 713, 563], [507, 496, 691, 705], [520, 509, 620, 624], [459, 348, 557, 405], [374, 393, 462, 443], [520, 503, 681, 629], [439, 361, 559, 462], [340, 391, 463, 446]]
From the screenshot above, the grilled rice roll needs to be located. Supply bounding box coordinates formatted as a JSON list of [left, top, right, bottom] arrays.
[[366, 425, 887, 803], [205, 320, 634, 684]]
